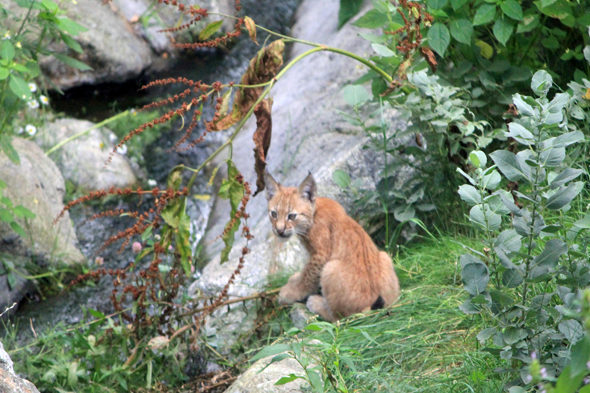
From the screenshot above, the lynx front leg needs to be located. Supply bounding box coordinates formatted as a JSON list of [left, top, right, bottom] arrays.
[[278, 258, 324, 305]]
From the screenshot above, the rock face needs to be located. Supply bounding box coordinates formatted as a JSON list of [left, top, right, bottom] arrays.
[[191, 0, 407, 353], [0, 138, 85, 267], [0, 340, 40, 393], [225, 352, 309, 393], [36, 119, 137, 191], [0, 253, 35, 318]]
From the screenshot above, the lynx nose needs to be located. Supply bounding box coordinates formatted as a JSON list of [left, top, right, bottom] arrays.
[[276, 227, 285, 236]]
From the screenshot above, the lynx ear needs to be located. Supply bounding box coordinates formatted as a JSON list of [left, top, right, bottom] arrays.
[[264, 170, 280, 201], [298, 172, 316, 203]]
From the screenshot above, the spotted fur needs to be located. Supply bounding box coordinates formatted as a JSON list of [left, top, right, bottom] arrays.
[[264, 171, 400, 321]]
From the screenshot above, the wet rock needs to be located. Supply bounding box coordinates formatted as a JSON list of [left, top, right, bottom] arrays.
[[0, 138, 85, 266], [36, 119, 137, 191], [225, 352, 309, 393], [0, 340, 40, 393]]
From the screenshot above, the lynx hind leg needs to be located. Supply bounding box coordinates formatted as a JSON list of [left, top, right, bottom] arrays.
[[379, 251, 400, 307], [320, 260, 375, 320], [306, 295, 336, 322]]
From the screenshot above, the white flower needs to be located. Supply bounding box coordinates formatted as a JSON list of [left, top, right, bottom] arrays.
[[16, 127, 24, 134], [27, 100, 39, 109], [39, 95, 49, 105], [2, 32, 10, 40], [25, 125, 37, 136], [28, 83, 37, 93], [117, 144, 128, 155], [148, 179, 157, 187]]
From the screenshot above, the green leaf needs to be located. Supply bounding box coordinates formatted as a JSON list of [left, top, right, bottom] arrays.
[[60, 32, 83, 54], [506, 123, 534, 145], [176, 208, 192, 276], [0, 41, 15, 63], [546, 182, 584, 209], [52, 53, 93, 71], [219, 160, 245, 264], [0, 135, 20, 165], [251, 344, 292, 363], [489, 150, 529, 182], [55, 18, 88, 35], [517, 14, 540, 33], [427, 23, 451, 56], [41, 0, 58, 12], [0, 67, 8, 80], [571, 336, 590, 377], [556, 365, 585, 393], [372, 43, 395, 57], [12, 205, 35, 219], [307, 370, 323, 393], [9, 74, 31, 100], [500, 0, 523, 20], [0, 208, 13, 223], [573, 213, 590, 229], [473, 5, 496, 26], [462, 261, 489, 295], [449, 19, 472, 44], [503, 327, 527, 345], [198, 20, 224, 41], [10, 222, 27, 238], [531, 70, 553, 96], [275, 374, 299, 385], [458, 185, 481, 206], [533, 239, 567, 270], [502, 268, 524, 288], [353, 9, 389, 29], [427, 0, 448, 10], [550, 168, 584, 190], [338, 0, 363, 28], [332, 169, 351, 188], [342, 85, 370, 106], [450, 0, 468, 10], [553, 130, 584, 148], [477, 327, 497, 344], [6, 271, 17, 290], [493, 17, 514, 46]]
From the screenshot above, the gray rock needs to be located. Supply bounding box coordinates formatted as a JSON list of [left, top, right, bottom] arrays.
[[0, 340, 40, 393], [0, 138, 85, 267], [289, 303, 313, 330], [36, 119, 137, 191], [34, 0, 153, 90], [225, 353, 309, 393]]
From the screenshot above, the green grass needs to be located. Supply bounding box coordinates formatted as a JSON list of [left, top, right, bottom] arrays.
[[247, 235, 516, 392]]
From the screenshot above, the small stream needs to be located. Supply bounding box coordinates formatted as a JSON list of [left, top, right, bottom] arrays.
[[8, 0, 301, 339]]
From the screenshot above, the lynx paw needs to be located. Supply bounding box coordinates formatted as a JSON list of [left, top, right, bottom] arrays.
[[278, 282, 304, 305], [306, 295, 325, 315]]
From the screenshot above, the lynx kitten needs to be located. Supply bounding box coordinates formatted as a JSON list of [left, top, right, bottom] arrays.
[[264, 171, 400, 321]]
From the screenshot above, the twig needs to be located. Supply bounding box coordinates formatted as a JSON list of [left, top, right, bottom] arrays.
[[0, 302, 17, 318], [180, 288, 280, 318]]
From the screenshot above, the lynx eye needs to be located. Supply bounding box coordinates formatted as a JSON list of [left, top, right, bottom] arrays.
[[287, 213, 297, 221], [270, 211, 278, 219]]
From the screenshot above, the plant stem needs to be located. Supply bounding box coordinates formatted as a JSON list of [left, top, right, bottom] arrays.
[[45, 110, 130, 155]]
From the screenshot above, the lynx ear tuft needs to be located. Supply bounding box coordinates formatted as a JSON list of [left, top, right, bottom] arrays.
[[298, 172, 316, 203], [264, 170, 280, 201]]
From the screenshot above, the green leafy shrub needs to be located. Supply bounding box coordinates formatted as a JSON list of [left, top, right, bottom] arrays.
[[457, 70, 589, 387], [0, 0, 91, 163]]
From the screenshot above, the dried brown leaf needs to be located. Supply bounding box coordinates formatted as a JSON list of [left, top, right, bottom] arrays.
[[244, 16, 258, 45], [212, 40, 284, 131], [253, 99, 273, 196], [420, 46, 437, 73]]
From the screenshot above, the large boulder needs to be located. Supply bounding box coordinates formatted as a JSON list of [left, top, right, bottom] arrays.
[[225, 351, 311, 393], [36, 119, 137, 191], [190, 0, 408, 353], [0, 138, 85, 267], [0, 340, 40, 393]]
